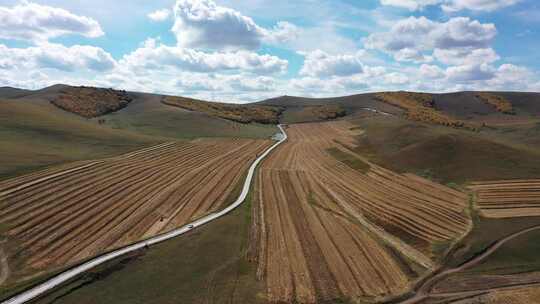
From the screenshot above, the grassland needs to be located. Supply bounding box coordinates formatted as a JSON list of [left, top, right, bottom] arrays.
[[0, 139, 270, 289], [103, 94, 278, 140], [251, 121, 470, 303], [348, 114, 540, 185], [0, 99, 158, 181]]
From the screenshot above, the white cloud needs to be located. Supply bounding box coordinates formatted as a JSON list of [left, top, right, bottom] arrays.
[[0, 1, 104, 42], [299, 50, 366, 77], [433, 48, 499, 65], [148, 9, 171, 22], [442, 0, 521, 12], [365, 17, 496, 62], [380, 0, 440, 11], [420, 64, 445, 79], [120, 39, 287, 74], [446, 63, 495, 82], [172, 0, 298, 51], [486, 63, 535, 90], [380, 0, 520, 12], [228, 75, 276, 92], [0, 43, 115, 72]]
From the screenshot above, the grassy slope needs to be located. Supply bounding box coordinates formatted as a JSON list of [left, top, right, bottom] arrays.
[[0, 90, 277, 181], [103, 93, 277, 140], [0, 99, 159, 180], [348, 114, 540, 185], [28, 179, 263, 304]]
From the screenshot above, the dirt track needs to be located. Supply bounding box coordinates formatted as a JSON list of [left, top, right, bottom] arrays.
[[0, 139, 270, 285], [253, 121, 471, 303], [0, 247, 8, 287], [397, 224, 540, 304]]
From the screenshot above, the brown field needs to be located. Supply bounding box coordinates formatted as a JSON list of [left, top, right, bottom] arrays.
[[476, 92, 515, 115], [0, 138, 270, 285], [374, 92, 470, 129], [483, 286, 540, 303], [451, 285, 540, 304], [251, 121, 471, 303], [469, 180, 540, 218], [163, 96, 282, 124], [51, 86, 133, 118]]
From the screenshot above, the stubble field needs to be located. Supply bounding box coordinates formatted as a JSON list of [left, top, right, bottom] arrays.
[[250, 121, 471, 303], [0, 138, 270, 288], [469, 180, 540, 218]]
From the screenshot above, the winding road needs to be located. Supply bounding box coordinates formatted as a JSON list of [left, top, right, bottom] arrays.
[[398, 224, 540, 304], [1, 125, 288, 304]]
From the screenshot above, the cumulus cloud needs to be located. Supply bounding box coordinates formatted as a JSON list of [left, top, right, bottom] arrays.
[[0, 43, 115, 72], [148, 9, 171, 22], [442, 0, 521, 12], [365, 17, 496, 62], [228, 75, 276, 92], [419, 64, 445, 79], [120, 39, 287, 74], [299, 50, 366, 77], [0, 1, 104, 42], [172, 0, 299, 51], [433, 48, 499, 65], [380, 0, 440, 11], [446, 63, 495, 82], [380, 0, 520, 12]]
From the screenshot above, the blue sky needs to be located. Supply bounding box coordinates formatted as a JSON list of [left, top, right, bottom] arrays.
[[0, 0, 539, 102]]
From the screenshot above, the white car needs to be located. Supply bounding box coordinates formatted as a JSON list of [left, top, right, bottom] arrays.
[[187, 224, 194, 229]]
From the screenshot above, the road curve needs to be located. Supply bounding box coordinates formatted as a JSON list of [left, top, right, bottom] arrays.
[[1, 125, 288, 304], [399, 224, 540, 304]]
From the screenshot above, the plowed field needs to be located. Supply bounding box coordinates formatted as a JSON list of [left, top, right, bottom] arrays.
[[0, 138, 270, 284], [469, 180, 540, 218], [252, 121, 470, 303]]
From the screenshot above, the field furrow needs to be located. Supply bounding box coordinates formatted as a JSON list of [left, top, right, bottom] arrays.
[[255, 121, 470, 303]]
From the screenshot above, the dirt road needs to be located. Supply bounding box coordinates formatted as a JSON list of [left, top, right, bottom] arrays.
[[397, 224, 540, 304]]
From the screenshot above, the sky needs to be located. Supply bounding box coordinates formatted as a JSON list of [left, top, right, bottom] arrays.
[[0, 0, 539, 102]]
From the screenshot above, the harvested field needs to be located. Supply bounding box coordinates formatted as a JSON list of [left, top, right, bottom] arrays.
[[253, 121, 471, 303], [451, 286, 540, 304], [469, 180, 540, 218], [0, 138, 270, 286], [483, 286, 540, 303]]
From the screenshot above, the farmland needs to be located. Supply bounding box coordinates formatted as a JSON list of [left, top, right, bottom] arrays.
[[469, 180, 540, 218], [251, 121, 471, 303], [0, 138, 270, 288]]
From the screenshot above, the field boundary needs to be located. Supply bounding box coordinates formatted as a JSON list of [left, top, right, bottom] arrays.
[[1, 125, 287, 304]]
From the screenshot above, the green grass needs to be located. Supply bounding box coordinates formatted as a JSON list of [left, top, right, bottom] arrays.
[[447, 215, 540, 270], [0, 100, 159, 181], [0, 97, 277, 182], [468, 228, 540, 275], [326, 147, 371, 173], [103, 99, 277, 140], [348, 115, 540, 185], [29, 178, 264, 304]]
